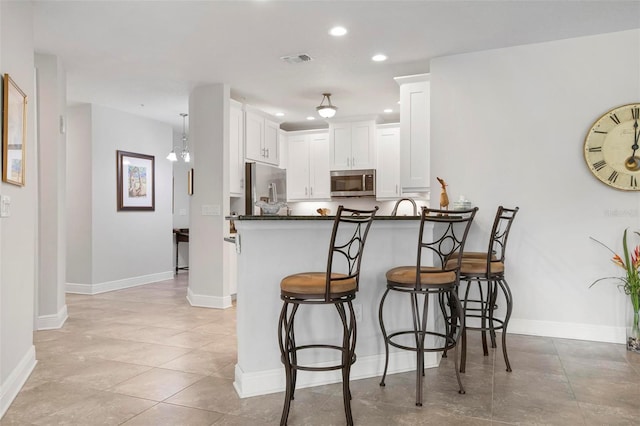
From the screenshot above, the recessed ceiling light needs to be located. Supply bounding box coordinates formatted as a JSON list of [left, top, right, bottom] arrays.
[[384, 109, 393, 113], [275, 112, 284, 117], [372, 54, 387, 62], [306, 116, 316, 120], [329, 26, 347, 36]]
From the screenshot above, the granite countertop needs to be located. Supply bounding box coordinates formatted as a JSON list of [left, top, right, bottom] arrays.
[[229, 215, 420, 221]]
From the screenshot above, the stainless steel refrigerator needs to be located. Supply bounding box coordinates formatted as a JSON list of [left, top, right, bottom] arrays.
[[244, 162, 287, 215]]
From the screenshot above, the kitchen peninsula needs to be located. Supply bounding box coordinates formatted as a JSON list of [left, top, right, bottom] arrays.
[[232, 214, 442, 398]]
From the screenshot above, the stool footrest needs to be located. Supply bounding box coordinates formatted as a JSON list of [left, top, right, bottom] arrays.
[[387, 330, 459, 353]]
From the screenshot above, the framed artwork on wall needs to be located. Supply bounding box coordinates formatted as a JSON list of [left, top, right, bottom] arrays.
[[2, 73, 27, 186], [116, 150, 155, 211]]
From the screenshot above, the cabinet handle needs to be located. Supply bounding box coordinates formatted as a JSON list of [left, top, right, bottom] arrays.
[[352, 157, 355, 167], [266, 148, 270, 158], [261, 148, 265, 157], [310, 187, 313, 196], [346, 157, 350, 167], [395, 184, 398, 194], [305, 187, 308, 196], [241, 179, 244, 189]]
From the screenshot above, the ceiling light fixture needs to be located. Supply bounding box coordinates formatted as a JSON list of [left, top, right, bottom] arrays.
[[306, 116, 316, 121], [275, 112, 285, 117], [167, 113, 190, 162], [329, 26, 347, 36], [384, 109, 393, 113], [316, 93, 338, 119], [372, 54, 388, 62]]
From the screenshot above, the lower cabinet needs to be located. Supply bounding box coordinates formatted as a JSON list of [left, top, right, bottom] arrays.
[[287, 132, 330, 201]]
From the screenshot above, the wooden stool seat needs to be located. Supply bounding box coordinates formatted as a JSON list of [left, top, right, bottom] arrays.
[[459, 259, 505, 275], [280, 272, 356, 296], [386, 266, 457, 286]]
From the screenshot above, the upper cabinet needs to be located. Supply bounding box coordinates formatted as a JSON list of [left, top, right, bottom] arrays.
[[245, 107, 280, 166], [395, 74, 430, 193], [229, 100, 245, 197], [329, 120, 376, 170], [286, 131, 330, 201], [376, 125, 400, 200]]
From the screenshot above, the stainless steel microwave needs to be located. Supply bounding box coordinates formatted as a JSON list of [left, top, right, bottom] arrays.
[[330, 169, 376, 197]]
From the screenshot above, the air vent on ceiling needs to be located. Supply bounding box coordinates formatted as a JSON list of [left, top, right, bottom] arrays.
[[280, 53, 313, 64]]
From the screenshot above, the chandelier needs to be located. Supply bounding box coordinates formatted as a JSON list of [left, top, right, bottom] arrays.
[[167, 113, 190, 162], [316, 93, 337, 119]]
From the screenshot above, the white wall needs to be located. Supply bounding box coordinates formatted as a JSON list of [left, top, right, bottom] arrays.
[[66, 105, 93, 284], [66, 104, 174, 294], [430, 29, 640, 343], [188, 84, 231, 308], [35, 53, 67, 330], [0, 0, 37, 417], [172, 130, 191, 229]]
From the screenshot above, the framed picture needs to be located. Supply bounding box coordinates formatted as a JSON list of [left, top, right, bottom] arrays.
[[188, 168, 194, 195], [116, 150, 155, 211], [2, 74, 27, 186]]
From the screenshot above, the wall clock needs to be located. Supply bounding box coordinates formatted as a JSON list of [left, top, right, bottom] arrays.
[[584, 103, 640, 191]]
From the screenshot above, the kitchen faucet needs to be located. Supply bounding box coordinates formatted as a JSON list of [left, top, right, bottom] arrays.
[[391, 198, 417, 216]]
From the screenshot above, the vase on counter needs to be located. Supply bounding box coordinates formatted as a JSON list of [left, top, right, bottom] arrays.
[[628, 297, 640, 353]]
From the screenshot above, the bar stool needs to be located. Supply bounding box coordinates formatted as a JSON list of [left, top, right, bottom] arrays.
[[278, 205, 378, 426], [378, 207, 477, 406], [458, 206, 519, 373]]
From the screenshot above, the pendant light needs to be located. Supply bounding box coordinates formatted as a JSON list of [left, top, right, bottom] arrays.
[[316, 93, 337, 118], [167, 113, 190, 162]]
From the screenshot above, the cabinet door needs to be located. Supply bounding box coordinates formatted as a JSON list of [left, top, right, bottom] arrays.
[[263, 119, 279, 165], [229, 105, 244, 196], [376, 127, 400, 199], [245, 111, 264, 162], [400, 79, 430, 192], [309, 133, 330, 200], [350, 121, 376, 169], [329, 123, 352, 170], [286, 135, 310, 200]]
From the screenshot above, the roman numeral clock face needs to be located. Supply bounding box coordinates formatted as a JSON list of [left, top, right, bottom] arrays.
[[584, 103, 640, 190]]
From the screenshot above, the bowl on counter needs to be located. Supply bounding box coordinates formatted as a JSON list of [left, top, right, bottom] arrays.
[[256, 201, 287, 215]]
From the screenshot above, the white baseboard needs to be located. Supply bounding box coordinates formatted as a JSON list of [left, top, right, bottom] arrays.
[[36, 304, 68, 330], [66, 271, 174, 295], [508, 318, 625, 344], [0, 345, 37, 419], [187, 287, 233, 309], [233, 351, 438, 398]]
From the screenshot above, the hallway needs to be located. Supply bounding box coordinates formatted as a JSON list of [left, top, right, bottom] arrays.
[[3, 274, 640, 425]]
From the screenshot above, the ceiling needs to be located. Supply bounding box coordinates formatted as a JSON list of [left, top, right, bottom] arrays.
[[32, 1, 640, 132]]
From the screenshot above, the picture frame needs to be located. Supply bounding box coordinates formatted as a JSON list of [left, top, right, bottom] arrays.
[[116, 150, 155, 211], [2, 74, 27, 186], [188, 168, 194, 195]]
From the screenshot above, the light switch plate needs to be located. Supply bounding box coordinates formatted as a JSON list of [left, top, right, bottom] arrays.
[[0, 195, 10, 217]]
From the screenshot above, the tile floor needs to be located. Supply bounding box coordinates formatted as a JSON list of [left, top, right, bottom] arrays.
[[3, 273, 640, 425]]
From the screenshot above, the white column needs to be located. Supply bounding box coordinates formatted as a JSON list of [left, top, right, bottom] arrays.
[[35, 54, 68, 329], [187, 84, 232, 308]]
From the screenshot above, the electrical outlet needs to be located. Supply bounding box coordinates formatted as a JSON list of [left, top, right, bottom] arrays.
[[353, 303, 362, 322]]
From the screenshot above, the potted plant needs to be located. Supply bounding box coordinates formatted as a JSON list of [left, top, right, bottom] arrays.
[[591, 229, 640, 352]]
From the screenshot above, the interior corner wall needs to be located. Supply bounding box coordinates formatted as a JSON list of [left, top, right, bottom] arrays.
[[430, 29, 640, 343], [66, 105, 93, 285], [90, 105, 173, 288], [0, 0, 37, 418]]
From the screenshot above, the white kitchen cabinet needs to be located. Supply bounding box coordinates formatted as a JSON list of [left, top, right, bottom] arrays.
[[229, 100, 244, 197], [329, 120, 376, 170], [395, 74, 430, 192], [376, 125, 401, 199], [286, 131, 330, 201], [245, 108, 279, 166]]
